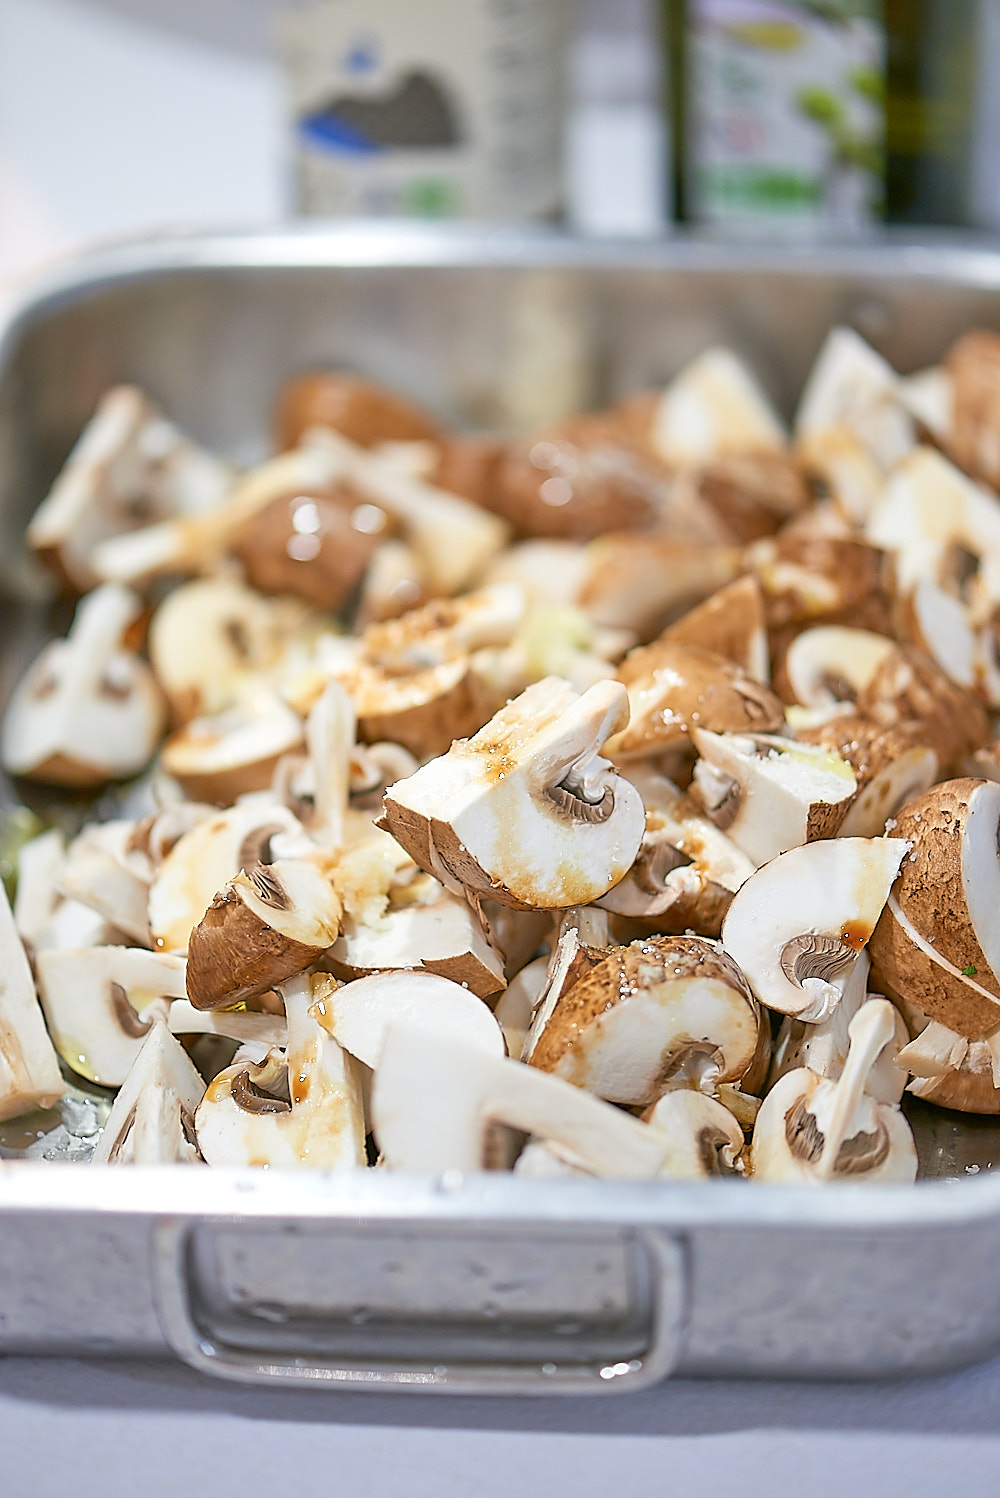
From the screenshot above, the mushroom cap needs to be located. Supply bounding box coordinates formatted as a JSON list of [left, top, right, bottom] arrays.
[[161, 695, 305, 805], [276, 370, 444, 451], [379, 677, 646, 911], [943, 330, 1000, 489], [524, 934, 760, 1106], [867, 446, 1000, 592], [233, 489, 386, 609], [578, 534, 740, 638], [675, 451, 809, 544], [721, 836, 909, 1021], [609, 642, 784, 760], [795, 715, 938, 839], [310, 968, 505, 1068], [868, 779, 1000, 1039], [855, 645, 991, 770], [661, 575, 770, 682], [750, 534, 895, 637]]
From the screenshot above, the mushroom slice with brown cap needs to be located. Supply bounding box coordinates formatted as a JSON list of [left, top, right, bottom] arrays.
[[303, 427, 509, 595], [751, 1000, 917, 1184], [794, 716, 938, 839], [148, 800, 307, 953], [327, 881, 505, 1000], [26, 385, 232, 591], [89, 446, 346, 586], [161, 694, 305, 806], [148, 577, 308, 725], [233, 488, 386, 610], [596, 767, 753, 935], [372, 1023, 683, 1178], [92, 1022, 205, 1165], [482, 540, 589, 613], [0, 880, 64, 1121], [868, 779, 1000, 1040], [689, 729, 857, 866], [898, 576, 1000, 711], [768, 953, 910, 1106], [185, 858, 342, 1010], [854, 644, 991, 773], [660, 576, 770, 682], [749, 534, 895, 641], [494, 957, 549, 1060], [34, 946, 186, 1087], [523, 934, 760, 1107], [722, 836, 908, 1022], [578, 535, 740, 639], [195, 974, 365, 1170], [310, 969, 505, 1069], [1, 584, 166, 787], [378, 677, 646, 911], [607, 643, 785, 762], [647, 348, 787, 468], [275, 370, 445, 452], [782, 626, 895, 711]]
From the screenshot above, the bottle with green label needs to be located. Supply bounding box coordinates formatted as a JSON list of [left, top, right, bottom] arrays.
[[664, 0, 981, 232]]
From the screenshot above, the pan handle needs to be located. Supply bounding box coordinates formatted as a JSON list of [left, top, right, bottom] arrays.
[[151, 1216, 686, 1396]]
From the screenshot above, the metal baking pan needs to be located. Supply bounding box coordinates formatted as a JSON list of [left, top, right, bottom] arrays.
[[4, 223, 1000, 1394]]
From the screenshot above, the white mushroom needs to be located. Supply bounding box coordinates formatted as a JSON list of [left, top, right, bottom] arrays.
[[13, 828, 68, 949], [309, 969, 505, 1069], [689, 728, 857, 866], [721, 837, 909, 1021], [378, 677, 646, 911], [166, 999, 286, 1050], [26, 385, 231, 590], [1, 584, 166, 786], [751, 1000, 917, 1184], [92, 1022, 205, 1165], [0, 880, 64, 1121], [524, 934, 761, 1107], [194, 974, 365, 1170], [34, 946, 187, 1087]]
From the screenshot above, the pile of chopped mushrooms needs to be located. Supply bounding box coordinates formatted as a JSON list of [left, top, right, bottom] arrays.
[[6, 325, 1000, 1182]]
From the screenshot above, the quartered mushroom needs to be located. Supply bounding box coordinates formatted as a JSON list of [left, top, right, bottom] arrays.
[[577, 534, 740, 639], [689, 728, 857, 865], [34, 946, 187, 1087], [894, 994, 1000, 1115], [1, 584, 166, 787], [494, 956, 549, 1059], [640, 1090, 746, 1179], [56, 819, 153, 947], [669, 451, 809, 545], [26, 385, 231, 591], [275, 369, 445, 451], [194, 974, 365, 1169], [867, 446, 1000, 595], [166, 998, 287, 1049], [898, 576, 1000, 709], [722, 836, 909, 1021], [92, 1022, 205, 1165], [13, 828, 68, 950], [185, 857, 342, 1010], [853, 642, 991, 771], [147, 798, 308, 953], [937, 330, 1000, 490], [523, 933, 761, 1107], [660, 575, 770, 681], [751, 999, 917, 1184], [234, 487, 387, 610], [749, 533, 895, 642], [328, 878, 506, 999], [355, 539, 429, 626], [608, 641, 785, 762], [795, 325, 915, 475], [868, 779, 1000, 1041], [768, 953, 909, 1105], [372, 1023, 687, 1178], [378, 677, 646, 910], [794, 716, 938, 838], [646, 347, 787, 468], [597, 765, 753, 936], [160, 693, 306, 805], [0, 881, 64, 1121], [310, 969, 505, 1069]]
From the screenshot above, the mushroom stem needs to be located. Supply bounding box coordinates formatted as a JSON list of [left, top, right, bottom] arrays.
[[815, 999, 898, 1180], [305, 681, 356, 849], [61, 585, 141, 707]]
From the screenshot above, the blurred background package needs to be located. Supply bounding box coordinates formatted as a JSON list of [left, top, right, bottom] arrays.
[[665, 0, 981, 234], [280, 0, 570, 220]]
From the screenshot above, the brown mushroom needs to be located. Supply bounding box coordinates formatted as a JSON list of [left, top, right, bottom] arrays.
[[275, 370, 444, 451], [232, 487, 387, 609]]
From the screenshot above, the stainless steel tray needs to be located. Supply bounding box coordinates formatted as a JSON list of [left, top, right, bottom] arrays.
[[4, 223, 1000, 1394]]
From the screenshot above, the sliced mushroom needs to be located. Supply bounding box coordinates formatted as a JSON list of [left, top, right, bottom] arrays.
[[13, 828, 68, 950], [378, 677, 646, 910], [768, 953, 910, 1105], [751, 1000, 917, 1184], [147, 798, 308, 953], [371, 1023, 686, 1178], [640, 1090, 746, 1179], [749, 533, 895, 642], [195, 974, 365, 1169], [578, 534, 740, 638], [235, 487, 387, 611], [608, 642, 785, 761], [647, 348, 787, 467], [55, 820, 153, 948], [1, 584, 166, 787], [310, 969, 505, 1069], [328, 882, 505, 999], [523, 934, 760, 1107], [166, 998, 286, 1049], [868, 779, 1000, 1040], [185, 857, 342, 1010], [597, 767, 754, 935], [797, 425, 888, 526], [660, 575, 770, 681], [26, 385, 231, 591], [0, 880, 64, 1121], [34, 946, 186, 1087], [148, 577, 308, 724], [161, 695, 306, 805], [782, 625, 896, 710], [794, 716, 938, 839], [722, 836, 908, 1021], [92, 1022, 205, 1165], [896, 575, 1000, 708], [689, 729, 857, 866], [275, 370, 444, 451]]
